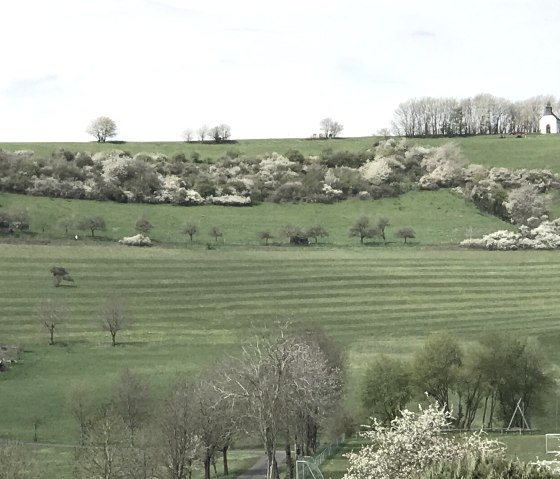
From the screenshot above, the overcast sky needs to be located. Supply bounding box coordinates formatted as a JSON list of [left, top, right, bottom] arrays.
[[1, 0, 559, 141]]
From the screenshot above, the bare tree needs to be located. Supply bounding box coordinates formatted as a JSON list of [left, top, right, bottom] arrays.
[[215, 324, 342, 479], [112, 368, 151, 446], [99, 297, 129, 347], [75, 404, 127, 479], [86, 116, 117, 143], [319, 118, 343, 138], [67, 384, 96, 446], [182, 129, 194, 142], [38, 298, 66, 345], [258, 230, 274, 245], [184, 223, 198, 243], [198, 125, 209, 142], [159, 378, 200, 479], [209, 226, 223, 243]]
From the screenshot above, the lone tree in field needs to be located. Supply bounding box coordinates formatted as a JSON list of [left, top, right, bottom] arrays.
[[49, 266, 74, 287], [135, 217, 153, 235], [258, 230, 274, 245], [99, 297, 129, 347], [78, 216, 106, 238], [184, 223, 198, 243], [319, 118, 343, 138], [377, 217, 390, 241], [209, 226, 223, 243], [86, 116, 117, 143], [305, 225, 328, 244], [349, 216, 379, 244], [396, 227, 415, 244], [38, 298, 66, 345]]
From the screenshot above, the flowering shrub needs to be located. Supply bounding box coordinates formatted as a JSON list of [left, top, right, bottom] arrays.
[[118, 234, 152, 246], [207, 194, 251, 206], [459, 219, 560, 250], [344, 403, 504, 479]]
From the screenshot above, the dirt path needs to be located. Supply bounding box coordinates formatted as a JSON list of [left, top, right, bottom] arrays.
[[236, 451, 286, 479]]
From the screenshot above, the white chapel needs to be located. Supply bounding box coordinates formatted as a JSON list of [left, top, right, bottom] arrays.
[[539, 103, 560, 134]]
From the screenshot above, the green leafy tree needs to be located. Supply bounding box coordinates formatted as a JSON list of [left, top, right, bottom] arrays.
[[135, 217, 153, 235], [78, 216, 106, 238], [349, 216, 379, 244], [413, 332, 462, 413], [396, 227, 415, 243], [362, 356, 412, 424], [305, 225, 329, 244], [86, 116, 117, 143]]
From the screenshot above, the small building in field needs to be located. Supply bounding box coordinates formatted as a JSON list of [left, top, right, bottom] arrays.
[[539, 103, 560, 134]]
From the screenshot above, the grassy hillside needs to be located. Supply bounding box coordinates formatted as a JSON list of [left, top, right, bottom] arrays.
[[3, 133, 560, 170], [0, 190, 509, 246]]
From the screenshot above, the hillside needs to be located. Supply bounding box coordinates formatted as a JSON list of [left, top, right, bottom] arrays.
[[3, 134, 560, 171]]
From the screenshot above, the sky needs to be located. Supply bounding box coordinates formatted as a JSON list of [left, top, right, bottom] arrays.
[[1, 0, 560, 141]]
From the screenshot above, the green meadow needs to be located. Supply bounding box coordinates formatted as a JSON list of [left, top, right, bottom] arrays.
[[3, 133, 560, 477]]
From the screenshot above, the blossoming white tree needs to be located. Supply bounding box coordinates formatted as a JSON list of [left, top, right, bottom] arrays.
[[344, 403, 504, 479]]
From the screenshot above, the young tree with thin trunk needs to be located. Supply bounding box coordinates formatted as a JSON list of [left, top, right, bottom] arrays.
[[99, 297, 129, 347], [209, 226, 223, 243], [75, 404, 127, 479], [112, 368, 151, 446], [67, 384, 95, 446], [78, 216, 106, 238], [38, 298, 66, 345], [159, 378, 200, 479], [258, 230, 274, 245], [184, 223, 198, 243], [377, 217, 390, 241]]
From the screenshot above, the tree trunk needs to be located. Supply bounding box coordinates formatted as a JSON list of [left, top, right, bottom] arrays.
[[222, 446, 229, 476], [285, 439, 293, 479], [49, 326, 54, 345], [111, 332, 116, 347], [204, 456, 211, 479], [266, 449, 279, 479], [91, 229, 95, 238]]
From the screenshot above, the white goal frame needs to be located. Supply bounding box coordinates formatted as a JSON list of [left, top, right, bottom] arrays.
[[546, 434, 560, 454]]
